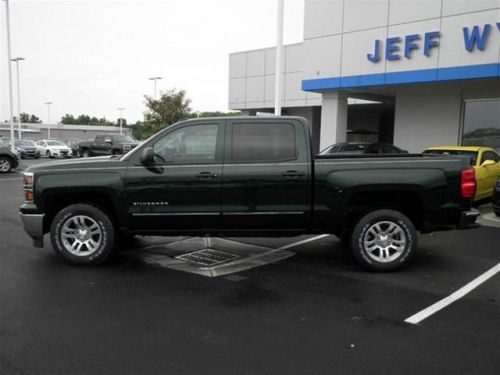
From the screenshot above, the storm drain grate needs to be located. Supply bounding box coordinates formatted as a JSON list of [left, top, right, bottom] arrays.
[[175, 248, 240, 267]]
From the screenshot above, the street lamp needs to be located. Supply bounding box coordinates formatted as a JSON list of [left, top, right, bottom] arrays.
[[148, 76, 162, 100], [3, 0, 16, 152], [117, 107, 125, 135], [11, 57, 25, 140], [45, 102, 52, 139]]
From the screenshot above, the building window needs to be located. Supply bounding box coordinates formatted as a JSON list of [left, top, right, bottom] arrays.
[[462, 99, 500, 152]]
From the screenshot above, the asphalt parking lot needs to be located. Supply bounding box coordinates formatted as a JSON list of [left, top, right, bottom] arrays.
[[1, 158, 499, 375]]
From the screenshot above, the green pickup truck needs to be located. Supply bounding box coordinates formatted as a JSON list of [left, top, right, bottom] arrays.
[[20, 116, 479, 271]]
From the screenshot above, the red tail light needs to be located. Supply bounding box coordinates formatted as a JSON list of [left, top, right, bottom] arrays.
[[461, 169, 476, 199]]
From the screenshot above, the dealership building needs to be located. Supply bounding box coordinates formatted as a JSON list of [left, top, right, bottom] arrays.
[[228, 0, 500, 153]]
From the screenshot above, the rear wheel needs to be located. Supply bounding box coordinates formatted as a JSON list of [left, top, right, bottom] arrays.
[[0, 156, 13, 173], [81, 149, 90, 158], [351, 209, 416, 271], [50, 204, 115, 265]]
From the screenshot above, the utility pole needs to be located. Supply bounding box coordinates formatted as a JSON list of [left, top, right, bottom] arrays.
[[274, 0, 284, 116], [12, 57, 25, 139], [117, 107, 125, 135], [148, 76, 162, 100], [45, 102, 52, 139], [3, 0, 16, 151]]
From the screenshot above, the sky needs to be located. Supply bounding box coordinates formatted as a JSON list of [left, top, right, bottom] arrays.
[[1, 0, 304, 124]]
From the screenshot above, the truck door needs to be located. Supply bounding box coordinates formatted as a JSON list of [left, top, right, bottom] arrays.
[[94, 135, 106, 155], [124, 121, 224, 231], [221, 119, 311, 231]]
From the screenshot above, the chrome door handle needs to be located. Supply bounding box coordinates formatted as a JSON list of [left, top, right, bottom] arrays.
[[196, 172, 218, 179], [281, 170, 304, 178]]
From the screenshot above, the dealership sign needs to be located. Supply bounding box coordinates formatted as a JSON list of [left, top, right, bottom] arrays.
[[367, 23, 500, 63]]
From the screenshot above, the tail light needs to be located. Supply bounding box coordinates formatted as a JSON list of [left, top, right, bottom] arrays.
[[461, 169, 476, 199]]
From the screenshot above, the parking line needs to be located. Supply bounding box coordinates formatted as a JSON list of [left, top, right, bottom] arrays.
[[0, 177, 22, 181], [278, 234, 330, 250], [405, 263, 500, 324]]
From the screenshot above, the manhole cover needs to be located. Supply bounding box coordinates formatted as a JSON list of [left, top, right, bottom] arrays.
[[175, 248, 240, 267]]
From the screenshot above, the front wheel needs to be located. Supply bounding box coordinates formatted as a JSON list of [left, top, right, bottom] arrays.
[[46, 150, 52, 158], [0, 156, 13, 173], [351, 209, 417, 271], [50, 204, 115, 265]]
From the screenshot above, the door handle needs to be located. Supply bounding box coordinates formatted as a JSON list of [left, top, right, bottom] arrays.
[[196, 171, 218, 179], [281, 170, 304, 178]]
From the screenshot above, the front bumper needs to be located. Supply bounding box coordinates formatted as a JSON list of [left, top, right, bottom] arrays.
[[458, 208, 480, 229], [19, 213, 44, 247]]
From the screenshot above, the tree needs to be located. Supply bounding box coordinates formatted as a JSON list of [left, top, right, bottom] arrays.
[[195, 111, 241, 118], [140, 89, 192, 138], [61, 114, 114, 126], [19, 113, 42, 123]]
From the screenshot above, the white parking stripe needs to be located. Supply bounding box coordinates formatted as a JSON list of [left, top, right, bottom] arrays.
[[405, 263, 500, 324], [278, 234, 330, 250], [0, 177, 22, 181]]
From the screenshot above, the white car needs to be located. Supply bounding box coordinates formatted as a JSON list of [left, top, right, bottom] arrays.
[[35, 139, 72, 158]]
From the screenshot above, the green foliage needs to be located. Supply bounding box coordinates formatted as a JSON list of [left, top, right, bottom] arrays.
[[139, 89, 192, 139], [20, 113, 42, 123], [195, 111, 241, 118], [60, 114, 115, 126]]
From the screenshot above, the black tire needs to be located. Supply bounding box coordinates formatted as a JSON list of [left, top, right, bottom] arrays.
[[494, 209, 500, 218], [0, 156, 13, 173], [81, 149, 90, 158], [50, 203, 115, 265], [46, 150, 52, 158], [351, 209, 416, 271]]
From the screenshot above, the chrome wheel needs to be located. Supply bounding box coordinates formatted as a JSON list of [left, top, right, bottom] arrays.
[[362, 221, 406, 263], [0, 158, 11, 172], [60, 215, 103, 256]]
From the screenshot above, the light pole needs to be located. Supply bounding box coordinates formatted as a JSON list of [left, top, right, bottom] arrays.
[[148, 76, 162, 100], [12, 57, 25, 139], [117, 107, 125, 135], [45, 102, 52, 139], [3, 0, 16, 152], [274, 0, 284, 116]]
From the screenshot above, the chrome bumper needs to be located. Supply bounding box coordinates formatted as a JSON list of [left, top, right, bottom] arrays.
[[19, 213, 45, 248]]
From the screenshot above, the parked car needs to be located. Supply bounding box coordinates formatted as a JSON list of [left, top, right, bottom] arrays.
[[78, 134, 138, 157], [319, 142, 408, 155], [423, 146, 500, 201], [0, 145, 19, 173], [35, 139, 72, 158], [20, 116, 478, 271], [493, 179, 500, 217], [3, 139, 40, 159]]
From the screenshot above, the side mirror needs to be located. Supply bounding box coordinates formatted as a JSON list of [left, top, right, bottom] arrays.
[[140, 147, 155, 165], [481, 159, 496, 167]]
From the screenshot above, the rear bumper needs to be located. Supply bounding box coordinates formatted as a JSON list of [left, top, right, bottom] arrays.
[[457, 208, 480, 229], [19, 213, 44, 247]]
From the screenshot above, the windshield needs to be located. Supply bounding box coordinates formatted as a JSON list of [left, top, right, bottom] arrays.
[[46, 140, 67, 146], [423, 150, 478, 166], [112, 135, 136, 143], [15, 140, 36, 147]]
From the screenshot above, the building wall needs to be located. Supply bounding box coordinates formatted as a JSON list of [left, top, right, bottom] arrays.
[[394, 79, 500, 152], [302, 0, 500, 89], [228, 44, 322, 110]]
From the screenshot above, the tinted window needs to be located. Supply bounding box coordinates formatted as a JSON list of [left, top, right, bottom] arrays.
[[481, 151, 500, 164], [231, 123, 296, 162], [153, 124, 218, 164], [342, 144, 365, 154], [95, 136, 105, 143]]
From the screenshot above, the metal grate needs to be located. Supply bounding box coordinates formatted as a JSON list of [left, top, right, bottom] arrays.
[[175, 248, 240, 267]]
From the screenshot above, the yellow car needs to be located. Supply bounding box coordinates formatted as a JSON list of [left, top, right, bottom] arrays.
[[423, 146, 500, 201]]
